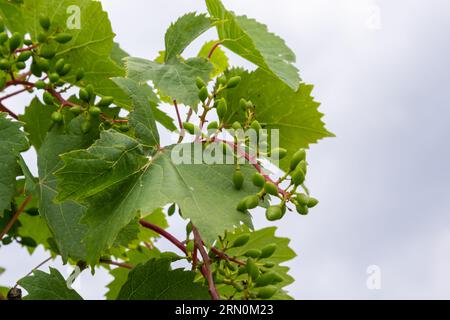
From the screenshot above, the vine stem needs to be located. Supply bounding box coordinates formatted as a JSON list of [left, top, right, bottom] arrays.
[[0, 195, 32, 240], [210, 247, 245, 266], [0, 101, 18, 119], [15, 45, 39, 53], [139, 220, 220, 300], [193, 226, 220, 300], [208, 41, 222, 59], [13, 256, 52, 289], [100, 259, 133, 269]]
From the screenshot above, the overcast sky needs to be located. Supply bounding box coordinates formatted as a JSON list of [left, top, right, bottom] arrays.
[[1, 0, 450, 299]]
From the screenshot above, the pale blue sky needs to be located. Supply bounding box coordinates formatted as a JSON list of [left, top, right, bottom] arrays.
[[1, 0, 450, 299]]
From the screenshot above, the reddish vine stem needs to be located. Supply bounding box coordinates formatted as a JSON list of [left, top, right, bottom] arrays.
[[15, 45, 38, 53], [100, 259, 133, 270], [13, 256, 52, 290], [208, 41, 222, 59], [0, 102, 18, 119], [0, 86, 32, 102], [193, 226, 219, 300], [192, 243, 198, 271], [0, 195, 32, 240], [173, 99, 183, 131], [210, 247, 245, 266]]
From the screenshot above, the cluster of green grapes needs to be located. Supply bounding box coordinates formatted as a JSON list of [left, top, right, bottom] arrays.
[[211, 233, 283, 299], [0, 16, 120, 133], [236, 149, 319, 221]]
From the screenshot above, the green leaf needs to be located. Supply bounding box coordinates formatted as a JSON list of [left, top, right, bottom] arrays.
[[217, 226, 296, 299], [105, 247, 160, 300], [206, 0, 300, 90], [112, 78, 160, 147], [219, 68, 334, 171], [17, 212, 54, 254], [117, 258, 210, 300], [165, 12, 212, 62], [126, 57, 213, 108], [18, 267, 83, 300], [37, 117, 98, 261], [0, 113, 28, 216], [22, 0, 129, 106], [56, 138, 258, 263], [20, 97, 57, 150], [198, 40, 229, 77], [0, 0, 27, 34]]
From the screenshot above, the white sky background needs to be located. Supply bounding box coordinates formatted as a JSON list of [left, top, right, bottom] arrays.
[[1, 0, 450, 299]]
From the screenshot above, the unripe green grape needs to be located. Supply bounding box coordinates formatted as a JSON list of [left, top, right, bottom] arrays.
[[290, 149, 306, 171], [186, 222, 193, 235], [0, 32, 8, 44], [186, 241, 195, 253], [291, 168, 305, 186], [39, 46, 56, 59], [49, 73, 59, 83], [168, 203, 176, 216], [255, 272, 283, 287], [37, 58, 50, 71], [16, 61, 26, 70], [296, 193, 310, 206], [17, 51, 32, 62], [216, 98, 227, 119], [265, 205, 283, 221], [237, 266, 247, 275], [231, 233, 250, 248], [236, 198, 247, 212], [2, 236, 13, 245], [51, 111, 63, 123], [89, 106, 102, 117], [97, 96, 114, 107], [226, 76, 241, 89], [207, 121, 218, 131], [270, 147, 287, 160], [232, 121, 241, 131], [252, 173, 265, 188], [297, 160, 307, 174], [296, 204, 309, 215], [37, 33, 47, 43], [43, 91, 55, 105], [75, 68, 85, 81], [307, 197, 319, 208], [198, 86, 208, 102], [55, 58, 65, 73], [196, 76, 206, 90], [0, 76, 6, 89], [264, 182, 279, 196], [86, 85, 95, 100], [0, 58, 10, 70], [218, 75, 227, 86], [244, 249, 261, 259], [69, 106, 82, 115], [24, 39, 33, 46], [246, 258, 260, 280], [9, 32, 22, 52], [30, 62, 42, 77], [250, 120, 262, 133], [232, 170, 244, 190], [55, 33, 72, 44], [81, 120, 92, 134], [264, 262, 275, 268], [118, 123, 129, 132], [182, 122, 195, 135], [39, 16, 51, 30], [239, 98, 248, 111], [260, 243, 277, 259], [59, 64, 71, 76], [79, 88, 90, 102], [244, 195, 259, 210]]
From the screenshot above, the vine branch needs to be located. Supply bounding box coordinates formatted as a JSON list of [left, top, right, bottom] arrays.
[[0, 195, 32, 240], [100, 259, 133, 270]]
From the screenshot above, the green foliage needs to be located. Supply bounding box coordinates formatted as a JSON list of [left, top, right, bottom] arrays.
[[117, 258, 210, 300], [0, 0, 332, 301], [18, 267, 83, 300]]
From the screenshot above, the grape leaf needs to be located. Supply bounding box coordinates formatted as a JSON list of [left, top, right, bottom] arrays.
[[165, 12, 212, 62], [218, 68, 334, 171], [37, 117, 99, 261], [206, 0, 300, 90], [18, 267, 83, 300], [117, 258, 210, 300], [105, 247, 161, 300], [20, 97, 57, 150], [112, 78, 160, 147], [217, 226, 296, 300], [0, 0, 27, 34], [55, 133, 258, 263], [22, 0, 129, 106], [18, 213, 55, 254], [198, 40, 229, 77], [0, 113, 29, 216], [126, 56, 213, 108]]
